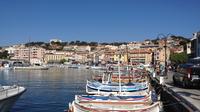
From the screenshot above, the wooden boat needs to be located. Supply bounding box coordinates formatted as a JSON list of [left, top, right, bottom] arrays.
[[86, 80, 148, 93], [69, 99, 160, 112], [93, 74, 147, 83], [75, 94, 150, 104]]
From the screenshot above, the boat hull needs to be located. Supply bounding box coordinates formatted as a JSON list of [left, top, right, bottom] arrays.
[[86, 80, 148, 95], [0, 91, 24, 112], [0, 86, 26, 112], [70, 101, 160, 112], [13, 66, 49, 70]]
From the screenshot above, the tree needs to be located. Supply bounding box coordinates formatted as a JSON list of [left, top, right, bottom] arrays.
[[151, 37, 159, 44], [89, 42, 98, 46], [25, 42, 45, 47], [0, 50, 9, 59], [170, 52, 188, 64], [60, 59, 67, 64], [69, 41, 75, 45]]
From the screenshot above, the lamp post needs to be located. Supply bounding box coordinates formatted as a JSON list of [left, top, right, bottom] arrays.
[[157, 34, 173, 76]]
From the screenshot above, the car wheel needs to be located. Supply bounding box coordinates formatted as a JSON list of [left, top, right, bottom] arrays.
[[173, 76, 177, 85], [182, 79, 190, 88]]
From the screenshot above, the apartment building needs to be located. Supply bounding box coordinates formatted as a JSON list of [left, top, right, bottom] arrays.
[[129, 48, 152, 64], [11, 45, 45, 65]]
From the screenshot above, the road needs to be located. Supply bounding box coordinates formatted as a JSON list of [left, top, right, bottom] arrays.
[[155, 71, 200, 111]]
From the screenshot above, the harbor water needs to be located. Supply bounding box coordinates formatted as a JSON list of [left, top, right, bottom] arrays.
[[0, 67, 95, 112]]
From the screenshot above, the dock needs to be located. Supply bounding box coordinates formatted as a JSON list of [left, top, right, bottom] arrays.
[[150, 71, 200, 112]]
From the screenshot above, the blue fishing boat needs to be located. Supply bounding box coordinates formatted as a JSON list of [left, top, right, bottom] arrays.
[[86, 80, 148, 94], [76, 94, 149, 103]]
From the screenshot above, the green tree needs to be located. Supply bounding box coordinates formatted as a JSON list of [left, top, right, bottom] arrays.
[[170, 52, 188, 64], [0, 50, 9, 59], [60, 59, 67, 64]]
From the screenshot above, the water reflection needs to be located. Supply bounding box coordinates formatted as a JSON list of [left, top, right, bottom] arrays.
[[0, 67, 94, 112]]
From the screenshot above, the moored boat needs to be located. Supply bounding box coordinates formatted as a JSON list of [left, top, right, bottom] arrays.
[[75, 94, 150, 104], [13, 65, 49, 70], [69, 99, 160, 112], [0, 85, 26, 112], [86, 80, 148, 95]]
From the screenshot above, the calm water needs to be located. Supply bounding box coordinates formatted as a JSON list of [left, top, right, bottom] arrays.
[[0, 67, 95, 112]]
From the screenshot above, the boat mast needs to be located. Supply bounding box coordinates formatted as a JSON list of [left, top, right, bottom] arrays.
[[126, 44, 131, 83], [28, 37, 31, 65], [118, 53, 122, 93]]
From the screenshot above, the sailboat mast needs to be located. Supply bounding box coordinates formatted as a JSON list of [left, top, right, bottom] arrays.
[[28, 37, 31, 64], [126, 44, 131, 83], [118, 54, 122, 93]]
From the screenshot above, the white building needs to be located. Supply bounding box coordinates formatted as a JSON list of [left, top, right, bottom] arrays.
[[50, 39, 62, 43], [4, 46, 17, 54]]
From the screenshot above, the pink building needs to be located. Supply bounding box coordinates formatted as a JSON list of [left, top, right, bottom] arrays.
[[12, 45, 45, 65]]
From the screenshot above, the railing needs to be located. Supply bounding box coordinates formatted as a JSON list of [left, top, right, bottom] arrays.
[[0, 85, 20, 98]]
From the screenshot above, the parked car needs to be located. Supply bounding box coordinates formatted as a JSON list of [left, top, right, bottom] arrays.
[[173, 63, 200, 88]]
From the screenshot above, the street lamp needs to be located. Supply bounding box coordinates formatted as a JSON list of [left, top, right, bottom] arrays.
[[157, 33, 173, 76]]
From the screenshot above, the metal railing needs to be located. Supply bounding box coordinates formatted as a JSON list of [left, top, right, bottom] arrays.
[[0, 85, 20, 98]]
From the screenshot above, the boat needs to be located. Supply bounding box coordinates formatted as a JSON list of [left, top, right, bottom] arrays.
[[68, 94, 160, 112], [13, 65, 49, 70], [90, 66, 107, 71], [92, 70, 148, 83], [67, 64, 80, 69], [75, 94, 150, 103], [86, 80, 148, 94], [0, 63, 12, 70], [0, 85, 26, 112], [87, 65, 149, 95], [67, 57, 159, 112]]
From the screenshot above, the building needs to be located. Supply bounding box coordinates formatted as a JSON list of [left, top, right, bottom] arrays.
[[4, 46, 16, 54], [187, 42, 191, 54], [102, 49, 116, 63], [128, 42, 142, 49], [155, 47, 170, 65], [50, 39, 62, 43], [76, 45, 91, 52], [11, 45, 46, 65], [44, 53, 66, 63], [129, 48, 152, 64], [190, 32, 200, 58]]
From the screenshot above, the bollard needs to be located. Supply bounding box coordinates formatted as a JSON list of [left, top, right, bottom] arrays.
[[160, 76, 165, 85], [153, 72, 156, 78]]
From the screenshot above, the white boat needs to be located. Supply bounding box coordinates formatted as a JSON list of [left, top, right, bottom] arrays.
[[67, 64, 80, 69], [0, 63, 12, 70], [0, 85, 26, 112], [13, 65, 49, 70], [68, 94, 160, 112], [90, 66, 107, 70], [86, 80, 148, 95]]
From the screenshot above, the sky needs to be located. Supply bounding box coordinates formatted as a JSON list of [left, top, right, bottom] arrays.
[[0, 0, 200, 46]]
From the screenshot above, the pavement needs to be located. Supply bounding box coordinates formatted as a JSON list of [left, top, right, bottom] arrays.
[[153, 71, 200, 111]]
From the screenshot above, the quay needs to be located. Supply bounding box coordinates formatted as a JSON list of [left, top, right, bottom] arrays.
[[150, 71, 200, 112]]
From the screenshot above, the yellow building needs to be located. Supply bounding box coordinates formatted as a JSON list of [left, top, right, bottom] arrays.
[[44, 53, 66, 63], [113, 54, 128, 63]]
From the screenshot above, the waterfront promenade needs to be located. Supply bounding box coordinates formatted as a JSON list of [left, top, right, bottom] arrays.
[[152, 71, 200, 112]]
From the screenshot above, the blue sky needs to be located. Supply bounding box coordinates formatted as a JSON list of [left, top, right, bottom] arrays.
[[0, 0, 200, 46]]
